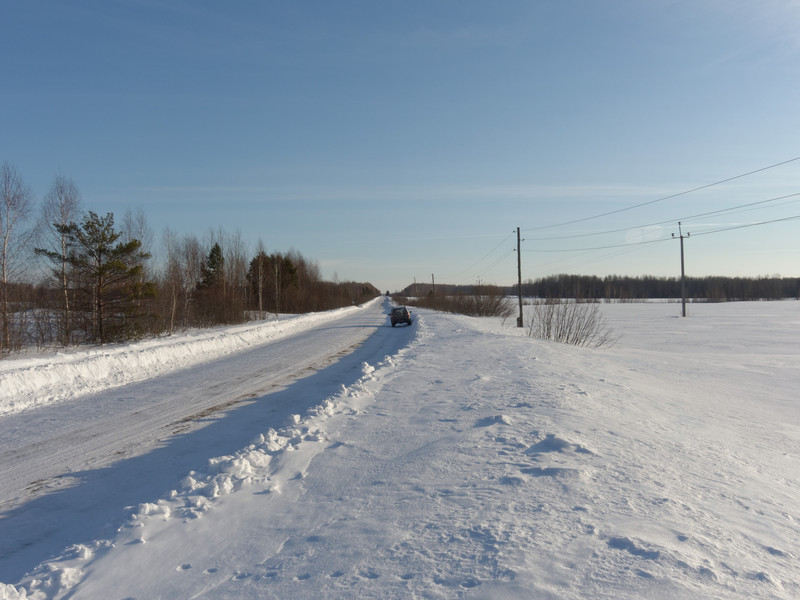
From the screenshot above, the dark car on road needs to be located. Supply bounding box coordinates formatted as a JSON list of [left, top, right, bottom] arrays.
[[390, 306, 412, 327]]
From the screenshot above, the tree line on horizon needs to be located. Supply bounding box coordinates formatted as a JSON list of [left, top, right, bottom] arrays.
[[397, 273, 800, 302], [520, 274, 800, 301], [0, 163, 379, 355]]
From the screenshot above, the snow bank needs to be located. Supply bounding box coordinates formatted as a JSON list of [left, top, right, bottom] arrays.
[[0, 301, 376, 416], [10, 360, 387, 599]]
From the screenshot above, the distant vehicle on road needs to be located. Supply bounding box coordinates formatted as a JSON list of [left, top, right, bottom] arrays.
[[390, 306, 412, 327]]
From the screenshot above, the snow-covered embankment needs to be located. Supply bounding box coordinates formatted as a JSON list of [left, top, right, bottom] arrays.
[[0, 300, 378, 416]]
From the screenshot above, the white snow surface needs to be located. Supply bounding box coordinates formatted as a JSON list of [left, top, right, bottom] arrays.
[[1, 298, 799, 599], [0, 304, 367, 416]]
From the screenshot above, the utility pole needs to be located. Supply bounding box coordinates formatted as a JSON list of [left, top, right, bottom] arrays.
[[431, 273, 435, 296], [517, 227, 523, 327], [672, 222, 690, 317]]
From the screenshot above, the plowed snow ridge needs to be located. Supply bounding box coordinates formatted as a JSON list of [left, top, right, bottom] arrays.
[[0, 302, 371, 416]]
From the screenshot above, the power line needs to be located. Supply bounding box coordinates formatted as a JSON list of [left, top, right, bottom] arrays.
[[676, 192, 800, 226], [543, 242, 659, 272], [524, 191, 800, 242], [472, 248, 515, 280], [523, 155, 800, 232], [524, 214, 799, 253], [434, 158, 800, 285], [690, 214, 800, 237], [444, 232, 515, 285], [523, 237, 671, 253]]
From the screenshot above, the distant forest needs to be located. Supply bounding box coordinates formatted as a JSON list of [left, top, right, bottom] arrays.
[[398, 274, 800, 302], [1, 163, 379, 354]]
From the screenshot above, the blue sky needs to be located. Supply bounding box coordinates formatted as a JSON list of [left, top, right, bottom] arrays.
[[3, 0, 799, 292]]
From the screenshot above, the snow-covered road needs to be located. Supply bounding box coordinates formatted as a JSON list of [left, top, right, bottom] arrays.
[[1, 297, 409, 585], [2, 299, 799, 599]]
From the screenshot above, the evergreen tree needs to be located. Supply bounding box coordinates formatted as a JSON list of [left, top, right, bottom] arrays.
[[39, 211, 153, 343], [195, 242, 228, 324], [199, 242, 224, 290]]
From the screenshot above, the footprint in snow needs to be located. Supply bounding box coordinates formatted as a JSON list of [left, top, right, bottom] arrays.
[[748, 571, 779, 585], [764, 545, 790, 557], [607, 536, 660, 560], [358, 568, 380, 580]]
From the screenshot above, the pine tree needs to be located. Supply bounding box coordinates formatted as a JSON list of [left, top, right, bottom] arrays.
[[195, 242, 227, 324], [39, 211, 153, 343], [199, 243, 224, 290]]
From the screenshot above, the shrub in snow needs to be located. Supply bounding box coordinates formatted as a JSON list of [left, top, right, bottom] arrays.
[[526, 298, 617, 348]]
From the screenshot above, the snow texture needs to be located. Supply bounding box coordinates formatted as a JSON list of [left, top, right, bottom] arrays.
[[1, 299, 799, 599], [0, 305, 364, 416]]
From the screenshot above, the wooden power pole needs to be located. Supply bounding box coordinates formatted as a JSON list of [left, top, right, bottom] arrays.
[[517, 227, 523, 327], [672, 222, 690, 317]]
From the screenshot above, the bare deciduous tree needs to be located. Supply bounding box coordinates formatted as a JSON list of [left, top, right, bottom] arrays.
[[161, 227, 181, 334], [38, 174, 82, 345], [0, 162, 36, 354], [179, 235, 203, 327], [224, 229, 248, 323], [122, 207, 155, 332], [123, 207, 153, 279]]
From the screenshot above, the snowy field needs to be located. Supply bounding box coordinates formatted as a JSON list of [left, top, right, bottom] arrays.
[[1, 299, 799, 599]]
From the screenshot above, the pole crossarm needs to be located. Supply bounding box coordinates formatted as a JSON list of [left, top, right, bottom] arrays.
[[672, 222, 690, 317]]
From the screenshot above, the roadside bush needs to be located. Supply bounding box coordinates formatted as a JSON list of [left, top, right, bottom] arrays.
[[526, 298, 617, 348]]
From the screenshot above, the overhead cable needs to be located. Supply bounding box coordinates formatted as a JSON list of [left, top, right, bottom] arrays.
[[525, 191, 800, 242], [525, 214, 799, 253], [690, 214, 800, 237], [449, 232, 514, 280], [524, 237, 671, 253], [524, 155, 800, 232]]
